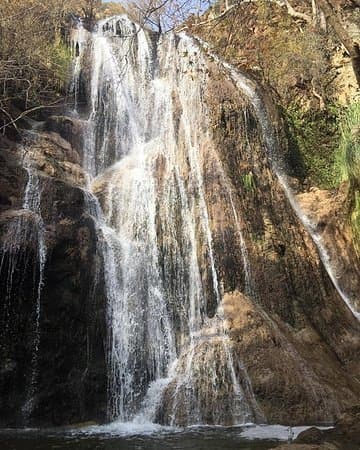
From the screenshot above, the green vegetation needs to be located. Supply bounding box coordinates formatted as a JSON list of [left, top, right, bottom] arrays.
[[51, 43, 73, 87], [241, 171, 255, 193], [285, 103, 342, 189], [337, 101, 360, 185], [337, 101, 360, 254]]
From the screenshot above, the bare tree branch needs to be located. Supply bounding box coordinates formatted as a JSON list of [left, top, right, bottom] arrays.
[[279, 0, 312, 23], [0, 99, 65, 133]]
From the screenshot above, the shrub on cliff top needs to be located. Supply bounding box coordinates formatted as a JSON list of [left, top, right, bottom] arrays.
[[0, 0, 99, 134]]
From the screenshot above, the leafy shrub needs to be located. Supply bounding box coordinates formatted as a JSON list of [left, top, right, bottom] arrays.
[[337, 101, 360, 186], [285, 103, 342, 189], [337, 101, 360, 253]]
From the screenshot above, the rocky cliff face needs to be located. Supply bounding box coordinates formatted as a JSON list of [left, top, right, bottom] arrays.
[[156, 61, 360, 425], [0, 129, 107, 427], [0, 17, 359, 428], [297, 185, 360, 315]]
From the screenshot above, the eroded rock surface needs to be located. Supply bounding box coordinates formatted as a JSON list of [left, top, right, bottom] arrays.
[[0, 127, 107, 427], [297, 186, 360, 314]]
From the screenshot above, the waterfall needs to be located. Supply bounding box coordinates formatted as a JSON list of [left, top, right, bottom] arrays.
[[76, 15, 263, 426], [1, 10, 358, 429], [21, 162, 47, 419], [69, 20, 87, 115], [71, 10, 359, 428]]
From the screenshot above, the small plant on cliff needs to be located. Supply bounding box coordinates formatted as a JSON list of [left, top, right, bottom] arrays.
[[241, 171, 255, 193], [337, 101, 360, 254], [338, 102, 360, 185]]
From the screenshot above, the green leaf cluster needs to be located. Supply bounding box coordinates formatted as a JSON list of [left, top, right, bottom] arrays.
[[337, 101, 360, 254]]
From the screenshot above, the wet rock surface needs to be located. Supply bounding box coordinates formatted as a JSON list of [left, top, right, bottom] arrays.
[[0, 131, 107, 427], [190, 68, 360, 424], [297, 186, 360, 314], [45, 115, 86, 158], [272, 405, 360, 449]]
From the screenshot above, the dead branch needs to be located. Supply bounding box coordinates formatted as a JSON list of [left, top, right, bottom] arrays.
[[277, 0, 312, 23], [0, 99, 64, 133], [311, 78, 325, 109]]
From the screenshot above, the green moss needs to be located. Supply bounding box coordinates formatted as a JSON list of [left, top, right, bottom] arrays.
[[285, 103, 342, 189], [284, 100, 360, 195], [337, 101, 360, 185]]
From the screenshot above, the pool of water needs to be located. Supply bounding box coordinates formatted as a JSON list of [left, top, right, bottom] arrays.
[[0, 423, 328, 450]]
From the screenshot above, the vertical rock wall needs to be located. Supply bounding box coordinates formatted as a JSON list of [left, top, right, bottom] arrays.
[[0, 132, 108, 427]]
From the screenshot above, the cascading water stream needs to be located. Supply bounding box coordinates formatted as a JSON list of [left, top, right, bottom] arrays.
[[21, 162, 47, 420], [74, 15, 263, 426], [69, 20, 87, 115], [229, 79, 360, 320], [279, 181, 360, 321], [217, 162, 255, 298]]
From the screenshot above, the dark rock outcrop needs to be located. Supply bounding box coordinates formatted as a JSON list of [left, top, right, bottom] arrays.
[[45, 115, 86, 158], [0, 129, 107, 427]]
